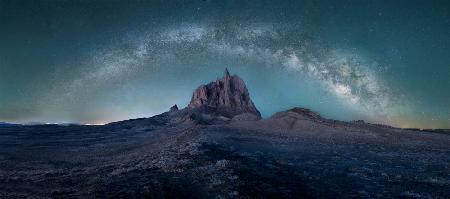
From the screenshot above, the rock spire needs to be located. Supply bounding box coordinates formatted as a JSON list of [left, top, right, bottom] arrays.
[[188, 68, 261, 119]]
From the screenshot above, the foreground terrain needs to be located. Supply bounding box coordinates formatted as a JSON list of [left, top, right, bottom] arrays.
[[0, 108, 449, 198]]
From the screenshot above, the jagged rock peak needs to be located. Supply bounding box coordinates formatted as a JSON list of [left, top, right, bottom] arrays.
[[169, 104, 179, 112], [188, 68, 261, 119], [224, 67, 230, 78]]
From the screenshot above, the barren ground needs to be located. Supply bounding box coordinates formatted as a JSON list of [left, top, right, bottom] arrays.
[[0, 113, 449, 198]]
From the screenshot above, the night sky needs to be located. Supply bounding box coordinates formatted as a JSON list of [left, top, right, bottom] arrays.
[[1, 0, 449, 128]]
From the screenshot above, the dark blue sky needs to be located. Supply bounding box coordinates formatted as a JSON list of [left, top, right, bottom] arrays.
[[1, 0, 449, 128]]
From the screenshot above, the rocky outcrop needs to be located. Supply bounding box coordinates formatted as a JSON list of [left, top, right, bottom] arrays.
[[188, 68, 261, 119], [231, 113, 261, 121], [280, 107, 322, 120], [169, 104, 179, 112]]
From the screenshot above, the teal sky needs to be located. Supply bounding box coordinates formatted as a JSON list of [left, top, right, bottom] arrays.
[[0, 0, 449, 128]]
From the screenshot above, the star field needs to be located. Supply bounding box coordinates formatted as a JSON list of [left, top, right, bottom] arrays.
[[0, 0, 449, 128]]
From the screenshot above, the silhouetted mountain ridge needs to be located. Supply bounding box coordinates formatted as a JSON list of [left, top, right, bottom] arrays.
[[108, 69, 448, 132]]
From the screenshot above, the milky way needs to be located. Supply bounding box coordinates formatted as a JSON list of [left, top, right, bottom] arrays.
[[1, 0, 449, 128]]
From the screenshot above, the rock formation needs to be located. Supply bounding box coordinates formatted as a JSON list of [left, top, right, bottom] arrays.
[[188, 68, 261, 119], [169, 104, 179, 112], [271, 107, 322, 120]]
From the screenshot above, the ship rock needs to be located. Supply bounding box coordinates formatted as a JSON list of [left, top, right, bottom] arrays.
[[188, 68, 261, 120]]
